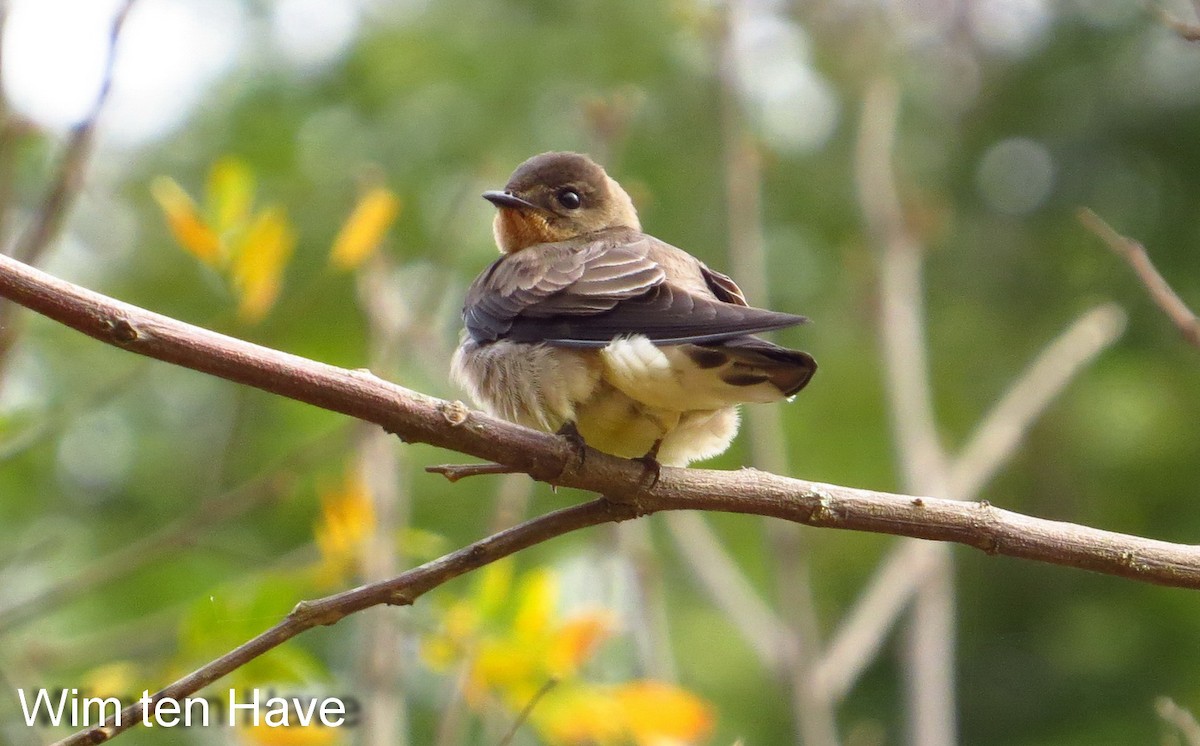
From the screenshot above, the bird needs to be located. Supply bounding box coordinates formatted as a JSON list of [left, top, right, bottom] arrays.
[[451, 151, 816, 475]]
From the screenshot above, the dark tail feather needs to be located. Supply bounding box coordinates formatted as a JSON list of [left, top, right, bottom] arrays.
[[703, 336, 817, 397]]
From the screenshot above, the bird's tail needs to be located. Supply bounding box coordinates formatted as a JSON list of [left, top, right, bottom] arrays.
[[689, 336, 817, 400]]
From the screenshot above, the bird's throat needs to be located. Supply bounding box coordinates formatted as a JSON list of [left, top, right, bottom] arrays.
[[493, 209, 569, 253]]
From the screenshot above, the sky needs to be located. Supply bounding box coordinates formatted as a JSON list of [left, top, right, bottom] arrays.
[[1, 0, 364, 146]]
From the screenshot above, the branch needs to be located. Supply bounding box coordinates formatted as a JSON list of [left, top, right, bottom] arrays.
[[0, 0, 137, 376], [856, 76, 947, 493], [8, 0, 135, 264], [1158, 697, 1200, 746], [3, 254, 1200, 740], [50, 498, 634, 746], [1079, 207, 1200, 350], [815, 303, 1125, 700], [4, 253, 1200, 582], [1154, 5, 1200, 43], [855, 75, 954, 746], [948, 302, 1126, 498]]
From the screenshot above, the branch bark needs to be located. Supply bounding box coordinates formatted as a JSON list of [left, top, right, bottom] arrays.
[[1078, 208, 1200, 350], [2, 252, 1199, 742]]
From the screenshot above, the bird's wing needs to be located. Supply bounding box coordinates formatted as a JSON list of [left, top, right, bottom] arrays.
[[463, 231, 807, 347], [699, 265, 749, 306]]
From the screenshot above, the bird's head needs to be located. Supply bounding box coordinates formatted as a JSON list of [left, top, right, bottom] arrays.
[[483, 151, 641, 253]]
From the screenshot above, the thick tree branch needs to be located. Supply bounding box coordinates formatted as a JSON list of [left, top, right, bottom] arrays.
[[2, 253, 1200, 741], [1078, 208, 1200, 350], [3, 255, 1200, 583]]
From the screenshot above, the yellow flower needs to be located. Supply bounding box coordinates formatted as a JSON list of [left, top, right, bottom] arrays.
[[535, 685, 627, 745], [207, 156, 256, 235], [231, 205, 295, 323], [419, 560, 713, 745], [313, 469, 375, 585], [329, 186, 401, 270], [151, 177, 221, 264], [533, 681, 714, 746], [613, 681, 714, 746], [239, 721, 342, 746], [152, 159, 297, 323]]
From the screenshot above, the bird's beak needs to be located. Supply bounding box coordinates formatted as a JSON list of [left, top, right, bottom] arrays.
[[482, 190, 538, 211]]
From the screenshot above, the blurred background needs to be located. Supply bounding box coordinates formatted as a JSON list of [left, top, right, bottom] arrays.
[[2, 0, 1200, 744]]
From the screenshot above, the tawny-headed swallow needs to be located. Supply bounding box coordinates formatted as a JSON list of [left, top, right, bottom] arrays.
[[452, 151, 816, 471]]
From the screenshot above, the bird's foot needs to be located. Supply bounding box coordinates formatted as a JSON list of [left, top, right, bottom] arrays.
[[555, 420, 588, 477], [631, 439, 663, 489]]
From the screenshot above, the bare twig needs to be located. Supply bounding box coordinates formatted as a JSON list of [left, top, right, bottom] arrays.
[[427, 462, 525, 481], [1157, 696, 1200, 746], [949, 303, 1127, 497], [1078, 208, 1200, 350], [51, 498, 637, 746], [0, 0, 137, 377], [856, 78, 948, 492], [8, 0, 135, 264], [3, 253, 1200, 742], [497, 678, 558, 746], [0, 1, 14, 246], [1154, 5, 1200, 43]]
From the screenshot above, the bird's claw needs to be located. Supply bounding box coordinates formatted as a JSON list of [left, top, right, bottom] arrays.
[[556, 421, 588, 473], [632, 439, 664, 489], [632, 454, 662, 489]]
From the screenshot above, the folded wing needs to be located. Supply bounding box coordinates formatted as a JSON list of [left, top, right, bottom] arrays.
[[463, 230, 808, 348]]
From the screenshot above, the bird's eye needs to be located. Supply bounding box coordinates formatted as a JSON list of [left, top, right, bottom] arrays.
[[557, 189, 582, 209]]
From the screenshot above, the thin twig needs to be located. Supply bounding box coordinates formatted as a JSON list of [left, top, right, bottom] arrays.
[[1157, 696, 1200, 746], [0, 1, 14, 246], [856, 78, 948, 492], [497, 678, 558, 746], [8, 0, 135, 264], [949, 303, 1126, 497], [1154, 5, 1200, 42], [0, 0, 138, 378], [1078, 208, 1200, 350], [427, 462, 524, 481]]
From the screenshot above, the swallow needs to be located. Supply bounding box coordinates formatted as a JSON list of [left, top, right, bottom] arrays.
[[452, 151, 816, 474]]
